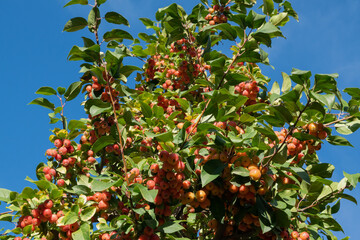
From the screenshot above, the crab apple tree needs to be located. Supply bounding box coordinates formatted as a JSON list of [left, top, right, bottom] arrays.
[[1, 0, 360, 240]]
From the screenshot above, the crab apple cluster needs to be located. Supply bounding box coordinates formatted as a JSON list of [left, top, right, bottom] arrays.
[[214, 121, 245, 135], [289, 230, 310, 240], [272, 129, 307, 164], [205, 4, 231, 25], [59, 222, 80, 240], [153, 95, 183, 117], [146, 151, 186, 216], [304, 122, 327, 140], [87, 191, 112, 213], [85, 75, 120, 108], [17, 200, 64, 231], [235, 80, 260, 105], [139, 136, 154, 152], [46, 139, 75, 161], [98, 231, 139, 240], [126, 167, 144, 184], [170, 37, 197, 56], [190, 146, 276, 237], [143, 39, 208, 92], [91, 115, 116, 138]]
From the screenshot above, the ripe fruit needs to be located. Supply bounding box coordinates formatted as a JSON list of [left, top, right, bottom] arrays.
[[249, 168, 261, 181], [291, 231, 299, 239], [196, 190, 207, 202], [54, 139, 63, 148], [300, 232, 310, 240], [44, 199, 53, 209], [43, 209, 52, 218]]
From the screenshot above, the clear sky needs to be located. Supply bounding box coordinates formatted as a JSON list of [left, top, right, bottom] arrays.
[[1, 0, 360, 238]]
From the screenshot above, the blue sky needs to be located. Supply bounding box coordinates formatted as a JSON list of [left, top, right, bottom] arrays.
[[1, 0, 360, 238]]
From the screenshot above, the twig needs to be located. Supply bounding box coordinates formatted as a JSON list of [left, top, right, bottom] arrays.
[[182, 30, 251, 145], [296, 194, 307, 211], [262, 99, 311, 167], [324, 115, 355, 127], [217, 29, 249, 89], [0, 211, 14, 215], [297, 185, 349, 212]]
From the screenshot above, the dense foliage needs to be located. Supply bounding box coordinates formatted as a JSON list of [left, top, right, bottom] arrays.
[[1, 0, 360, 239]]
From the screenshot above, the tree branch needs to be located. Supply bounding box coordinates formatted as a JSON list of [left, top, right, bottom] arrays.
[[324, 115, 355, 127], [262, 99, 311, 167]]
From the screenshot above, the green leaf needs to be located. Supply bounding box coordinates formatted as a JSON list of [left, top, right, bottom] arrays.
[[335, 120, 360, 135], [68, 120, 87, 131], [156, 3, 185, 21], [29, 98, 55, 110], [263, 0, 274, 15], [68, 45, 100, 62], [134, 184, 158, 203], [152, 105, 164, 119], [201, 160, 225, 187], [344, 88, 360, 100], [63, 17, 88, 32], [72, 223, 90, 240], [22, 225, 32, 235], [64, 81, 82, 101], [243, 103, 268, 113], [270, 12, 289, 26], [88, 7, 101, 32], [310, 91, 336, 109], [208, 57, 226, 76], [35, 87, 57, 96], [271, 145, 287, 164], [270, 81, 280, 95], [317, 185, 332, 201], [139, 18, 154, 27], [140, 102, 152, 118], [57, 87, 66, 95], [338, 193, 357, 205], [50, 188, 63, 200], [292, 132, 318, 141], [245, 10, 266, 29], [92, 135, 115, 154], [157, 221, 184, 234], [62, 206, 79, 225], [203, 23, 237, 41], [91, 180, 114, 192], [314, 73, 338, 93], [64, 0, 88, 7], [80, 207, 96, 221], [254, 126, 278, 142], [0, 188, 12, 202], [307, 163, 335, 178], [232, 167, 250, 177], [26, 177, 57, 191], [105, 12, 129, 26], [281, 72, 291, 93], [73, 185, 91, 195], [175, 98, 190, 112], [103, 29, 133, 42], [290, 68, 311, 85], [343, 172, 360, 188], [85, 99, 112, 116], [0, 214, 12, 222], [256, 195, 273, 233], [327, 135, 353, 147], [291, 167, 310, 183], [82, 37, 95, 47], [280, 89, 300, 103], [252, 22, 284, 47]]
